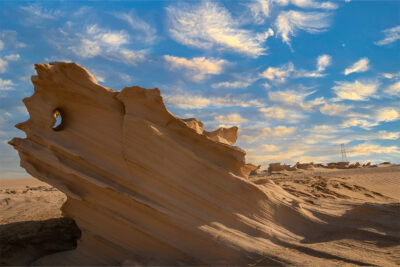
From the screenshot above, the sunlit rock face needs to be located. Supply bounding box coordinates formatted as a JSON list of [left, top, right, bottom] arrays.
[[8, 63, 400, 266], [8, 62, 274, 265]]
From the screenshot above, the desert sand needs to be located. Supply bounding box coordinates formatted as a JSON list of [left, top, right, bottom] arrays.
[[4, 62, 400, 266], [1, 166, 399, 266]]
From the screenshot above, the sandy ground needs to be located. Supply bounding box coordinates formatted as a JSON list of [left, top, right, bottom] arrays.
[[1, 165, 399, 266], [0, 178, 80, 266]]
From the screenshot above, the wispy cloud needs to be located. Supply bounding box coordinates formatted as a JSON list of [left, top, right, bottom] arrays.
[[268, 90, 325, 111], [316, 54, 331, 72], [0, 54, 20, 73], [376, 108, 399, 122], [344, 57, 370, 75], [260, 62, 294, 83], [167, 1, 274, 57], [20, 4, 61, 20], [385, 81, 400, 96], [375, 25, 400, 46], [260, 106, 304, 121], [0, 30, 26, 49], [164, 55, 227, 81], [349, 143, 399, 157], [214, 113, 248, 124], [332, 80, 379, 101], [320, 103, 351, 116], [119, 11, 158, 44], [275, 10, 331, 45], [341, 118, 378, 129], [260, 54, 331, 83], [247, 0, 337, 24], [341, 107, 399, 129], [247, 0, 273, 24], [58, 24, 146, 65], [0, 78, 15, 91], [211, 79, 254, 89], [262, 125, 296, 136], [164, 90, 263, 109]]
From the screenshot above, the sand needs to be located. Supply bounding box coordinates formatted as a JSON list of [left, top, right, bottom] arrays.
[[1, 165, 399, 266], [0, 178, 80, 266]]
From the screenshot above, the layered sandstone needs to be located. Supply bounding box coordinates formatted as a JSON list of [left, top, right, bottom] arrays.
[[9, 63, 400, 266]]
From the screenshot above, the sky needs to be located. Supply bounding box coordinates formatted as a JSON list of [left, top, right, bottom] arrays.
[[0, 0, 399, 178]]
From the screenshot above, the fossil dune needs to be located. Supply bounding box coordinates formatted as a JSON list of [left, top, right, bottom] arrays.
[[8, 62, 400, 266]]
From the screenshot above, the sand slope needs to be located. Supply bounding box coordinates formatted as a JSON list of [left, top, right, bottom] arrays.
[[1, 166, 399, 266]]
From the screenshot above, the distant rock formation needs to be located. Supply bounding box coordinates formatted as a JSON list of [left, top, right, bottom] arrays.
[[268, 163, 296, 173]]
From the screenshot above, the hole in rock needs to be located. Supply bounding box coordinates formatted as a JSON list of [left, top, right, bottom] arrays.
[[52, 109, 64, 131]]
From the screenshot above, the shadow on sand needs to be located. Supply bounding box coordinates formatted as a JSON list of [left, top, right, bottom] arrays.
[[0, 217, 81, 266]]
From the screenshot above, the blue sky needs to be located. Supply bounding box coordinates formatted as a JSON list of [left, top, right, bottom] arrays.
[[0, 0, 399, 178]]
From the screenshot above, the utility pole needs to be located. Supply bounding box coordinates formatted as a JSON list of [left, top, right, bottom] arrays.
[[341, 144, 348, 162]]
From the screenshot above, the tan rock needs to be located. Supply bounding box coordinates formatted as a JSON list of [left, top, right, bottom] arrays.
[[8, 62, 282, 265]]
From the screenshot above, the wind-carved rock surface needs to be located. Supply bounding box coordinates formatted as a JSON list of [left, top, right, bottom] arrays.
[[9, 63, 400, 266]]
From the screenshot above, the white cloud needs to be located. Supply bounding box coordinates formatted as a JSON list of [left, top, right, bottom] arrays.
[[376, 108, 399, 122], [0, 54, 21, 73], [286, 0, 337, 9], [268, 90, 325, 111], [316, 54, 331, 72], [385, 81, 400, 96], [0, 58, 6, 73], [214, 113, 248, 124], [260, 54, 331, 83], [165, 91, 263, 109], [248, 0, 337, 24], [0, 78, 14, 91], [167, 1, 274, 57], [0, 30, 26, 49], [382, 72, 400, 79], [378, 131, 400, 140], [341, 107, 399, 129], [248, 0, 272, 24], [375, 25, 400, 46], [275, 10, 331, 45], [349, 143, 399, 157], [260, 62, 294, 83], [262, 125, 296, 136], [262, 144, 279, 151], [20, 5, 61, 20], [164, 55, 227, 81], [304, 133, 334, 144], [341, 118, 378, 129], [119, 11, 157, 44], [212, 80, 254, 89], [319, 103, 350, 116], [64, 24, 146, 65], [4, 54, 20, 61], [332, 80, 378, 101], [310, 125, 338, 133], [260, 106, 304, 121], [344, 57, 370, 75]]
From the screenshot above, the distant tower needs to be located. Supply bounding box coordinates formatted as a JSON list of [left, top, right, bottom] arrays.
[[341, 144, 348, 162]]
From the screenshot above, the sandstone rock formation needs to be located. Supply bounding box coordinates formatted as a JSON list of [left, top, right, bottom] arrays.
[[8, 62, 287, 265], [268, 162, 296, 173], [9, 62, 400, 266], [295, 162, 315, 170]]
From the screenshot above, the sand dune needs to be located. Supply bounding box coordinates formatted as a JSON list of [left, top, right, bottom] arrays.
[[5, 62, 400, 266]]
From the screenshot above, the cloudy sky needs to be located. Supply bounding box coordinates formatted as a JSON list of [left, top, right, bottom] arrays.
[[0, 0, 399, 178]]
